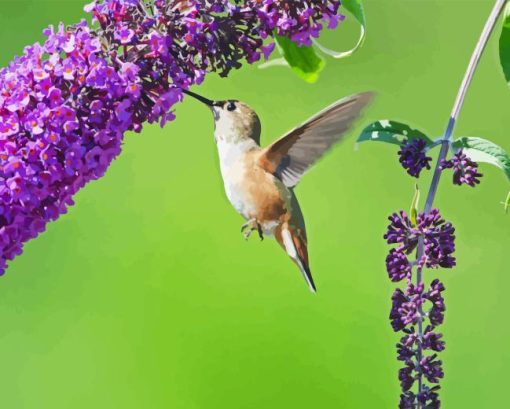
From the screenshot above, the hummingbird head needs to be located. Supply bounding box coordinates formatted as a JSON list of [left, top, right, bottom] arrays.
[[182, 89, 261, 145]]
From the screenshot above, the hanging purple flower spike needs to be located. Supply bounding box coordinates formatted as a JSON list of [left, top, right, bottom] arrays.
[[0, 0, 344, 275]]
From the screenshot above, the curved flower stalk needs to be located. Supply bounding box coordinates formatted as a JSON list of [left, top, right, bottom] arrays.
[[0, 0, 343, 275]]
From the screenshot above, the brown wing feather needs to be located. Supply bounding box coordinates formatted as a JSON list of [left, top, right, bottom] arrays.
[[275, 223, 316, 292], [260, 92, 374, 188]]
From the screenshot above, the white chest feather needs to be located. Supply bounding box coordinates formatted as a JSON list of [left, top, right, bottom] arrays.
[[216, 139, 257, 219]]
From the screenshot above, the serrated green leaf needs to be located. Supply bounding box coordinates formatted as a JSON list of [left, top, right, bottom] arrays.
[[409, 184, 420, 227], [357, 120, 433, 146], [274, 36, 325, 83], [499, 3, 510, 86], [313, 0, 366, 59], [453, 137, 510, 181]]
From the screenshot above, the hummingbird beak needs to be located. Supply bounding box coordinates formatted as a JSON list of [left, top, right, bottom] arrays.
[[182, 89, 216, 107]]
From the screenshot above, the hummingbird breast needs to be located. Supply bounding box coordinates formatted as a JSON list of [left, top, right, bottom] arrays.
[[217, 140, 293, 235]]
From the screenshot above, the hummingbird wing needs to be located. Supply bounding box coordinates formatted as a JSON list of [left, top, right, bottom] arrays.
[[259, 92, 374, 188]]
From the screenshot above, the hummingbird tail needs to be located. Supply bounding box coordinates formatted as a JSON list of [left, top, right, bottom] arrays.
[[276, 225, 317, 293], [297, 258, 317, 293]]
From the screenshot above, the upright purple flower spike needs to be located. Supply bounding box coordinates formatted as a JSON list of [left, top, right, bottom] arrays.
[[382, 2, 498, 406], [398, 138, 432, 178], [0, 0, 344, 275], [384, 208, 453, 407]]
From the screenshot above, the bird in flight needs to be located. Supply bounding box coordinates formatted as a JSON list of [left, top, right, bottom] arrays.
[[183, 89, 374, 292]]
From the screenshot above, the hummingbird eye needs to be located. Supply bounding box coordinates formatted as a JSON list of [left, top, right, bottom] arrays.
[[226, 101, 236, 112]]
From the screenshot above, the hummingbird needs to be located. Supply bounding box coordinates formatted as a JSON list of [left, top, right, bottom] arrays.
[[182, 89, 374, 293]]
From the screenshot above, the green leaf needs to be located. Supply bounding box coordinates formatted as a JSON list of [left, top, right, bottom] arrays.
[[313, 0, 366, 59], [357, 120, 433, 146], [274, 36, 325, 83], [499, 3, 510, 86], [343, 0, 366, 26], [264, 1, 366, 79], [409, 184, 420, 227], [453, 137, 510, 182]]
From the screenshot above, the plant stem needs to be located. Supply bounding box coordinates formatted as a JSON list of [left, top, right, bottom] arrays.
[[424, 0, 508, 213], [414, 0, 507, 405]]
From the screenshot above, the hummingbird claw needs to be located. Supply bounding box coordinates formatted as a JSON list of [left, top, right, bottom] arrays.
[[241, 219, 264, 241], [257, 224, 264, 241], [241, 220, 253, 233]]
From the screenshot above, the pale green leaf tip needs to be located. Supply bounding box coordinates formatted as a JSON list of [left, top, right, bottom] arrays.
[[302, 75, 319, 84], [504, 191, 510, 214], [410, 184, 421, 227], [293, 61, 324, 83]]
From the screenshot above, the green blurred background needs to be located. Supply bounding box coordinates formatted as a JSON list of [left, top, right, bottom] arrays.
[[0, 0, 508, 407]]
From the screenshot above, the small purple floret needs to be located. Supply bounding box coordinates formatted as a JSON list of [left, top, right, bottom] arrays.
[[441, 150, 483, 187], [398, 138, 432, 178], [386, 248, 412, 282], [419, 354, 444, 384], [419, 209, 456, 269]]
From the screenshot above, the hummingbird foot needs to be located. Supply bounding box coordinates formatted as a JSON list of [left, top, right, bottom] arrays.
[[241, 219, 264, 241]]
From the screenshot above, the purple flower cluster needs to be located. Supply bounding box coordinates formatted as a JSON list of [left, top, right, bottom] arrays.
[[398, 138, 432, 178], [384, 209, 453, 408], [384, 209, 456, 273], [389, 279, 446, 409], [88, 0, 342, 77], [256, 0, 345, 46], [0, 22, 127, 273], [0, 0, 343, 275], [441, 149, 483, 187]]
